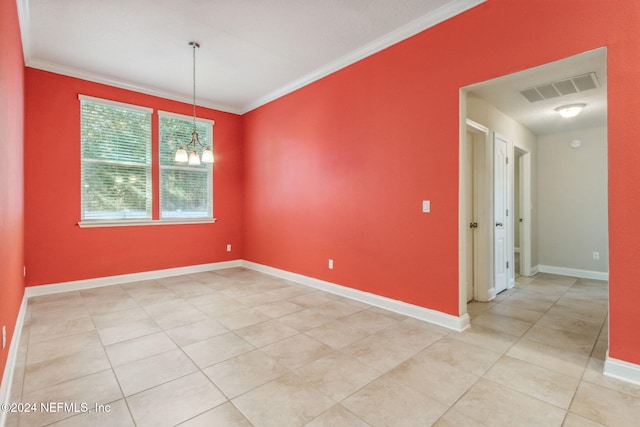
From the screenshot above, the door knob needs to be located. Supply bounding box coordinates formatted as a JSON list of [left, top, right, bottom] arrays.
[[495, 222, 503, 227]]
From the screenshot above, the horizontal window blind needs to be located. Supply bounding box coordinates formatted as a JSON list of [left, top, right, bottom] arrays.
[[80, 99, 152, 221], [159, 113, 213, 219]]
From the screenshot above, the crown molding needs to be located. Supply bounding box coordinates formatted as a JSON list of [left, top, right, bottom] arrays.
[[240, 0, 486, 113], [25, 58, 243, 115], [18, 0, 485, 116], [18, 0, 240, 114], [16, 0, 31, 64]]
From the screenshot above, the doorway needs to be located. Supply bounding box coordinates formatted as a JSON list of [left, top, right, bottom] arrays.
[[458, 48, 608, 319]]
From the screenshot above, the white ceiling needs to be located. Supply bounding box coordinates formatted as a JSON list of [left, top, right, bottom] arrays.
[[19, 0, 607, 133], [20, 0, 485, 114], [467, 48, 607, 135]]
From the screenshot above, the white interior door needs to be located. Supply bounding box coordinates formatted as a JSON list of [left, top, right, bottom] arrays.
[[494, 133, 508, 293]]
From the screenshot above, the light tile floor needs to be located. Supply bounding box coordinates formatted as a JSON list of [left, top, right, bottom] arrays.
[[4, 269, 638, 426]]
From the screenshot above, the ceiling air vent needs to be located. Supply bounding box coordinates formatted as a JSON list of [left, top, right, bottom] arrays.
[[519, 72, 599, 103]]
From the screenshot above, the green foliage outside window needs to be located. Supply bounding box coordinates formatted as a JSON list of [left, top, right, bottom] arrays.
[[159, 115, 213, 219], [81, 101, 151, 220]]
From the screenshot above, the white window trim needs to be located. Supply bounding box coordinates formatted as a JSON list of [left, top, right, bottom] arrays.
[[78, 94, 153, 114], [77, 218, 217, 228], [158, 110, 215, 125]]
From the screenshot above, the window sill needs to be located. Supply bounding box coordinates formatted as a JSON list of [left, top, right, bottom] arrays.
[[77, 218, 217, 228]]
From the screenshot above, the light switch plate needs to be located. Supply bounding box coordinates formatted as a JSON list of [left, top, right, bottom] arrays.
[[422, 200, 431, 213]]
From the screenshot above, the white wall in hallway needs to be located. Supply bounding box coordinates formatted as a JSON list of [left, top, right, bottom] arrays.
[[537, 126, 608, 273]]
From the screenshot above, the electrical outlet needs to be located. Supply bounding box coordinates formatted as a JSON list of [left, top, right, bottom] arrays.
[[328, 259, 334, 269], [226, 244, 232, 252], [593, 252, 600, 260], [2, 326, 6, 349]]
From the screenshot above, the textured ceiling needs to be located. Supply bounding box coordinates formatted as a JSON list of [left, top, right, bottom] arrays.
[[467, 48, 607, 135], [20, 0, 484, 114]]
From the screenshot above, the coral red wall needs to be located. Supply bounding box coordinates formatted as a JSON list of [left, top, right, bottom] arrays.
[[243, 0, 640, 364], [24, 69, 244, 286], [0, 0, 25, 381]]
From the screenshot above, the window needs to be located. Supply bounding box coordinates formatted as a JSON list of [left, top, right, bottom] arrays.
[[78, 97, 215, 227], [159, 111, 214, 219], [80, 96, 152, 222]]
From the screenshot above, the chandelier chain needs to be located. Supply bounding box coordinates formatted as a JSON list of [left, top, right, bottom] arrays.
[[192, 43, 197, 130], [175, 41, 212, 165]]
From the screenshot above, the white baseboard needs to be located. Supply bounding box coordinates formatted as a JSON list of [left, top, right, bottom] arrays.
[[24, 260, 242, 298], [537, 265, 608, 281], [604, 353, 640, 386], [242, 261, 469, 332], [18, 259, 468, 333], [530, 265, 540, 275], [487, 287, 497, 301], [0, 294, 28, 427]]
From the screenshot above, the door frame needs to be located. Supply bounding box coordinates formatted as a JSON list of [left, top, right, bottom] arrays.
[[459, 115, 493, 314], [514, 144, 532, 277]]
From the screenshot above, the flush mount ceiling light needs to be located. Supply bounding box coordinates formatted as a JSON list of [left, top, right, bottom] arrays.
[[175, 41, 214, 165], [555, 103, 586, 118]]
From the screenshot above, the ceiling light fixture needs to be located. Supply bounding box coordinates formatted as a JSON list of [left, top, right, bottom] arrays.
[[175, 42, 214, 165], [555, 103, 586, 118]]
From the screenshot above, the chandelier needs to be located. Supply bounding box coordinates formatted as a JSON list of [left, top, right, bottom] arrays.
[[175, 41, 214, 165]]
